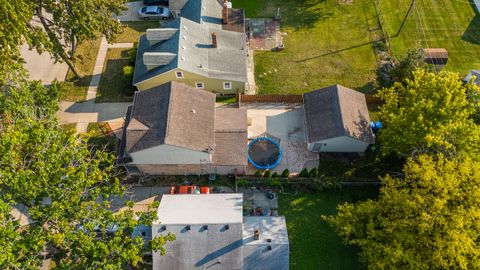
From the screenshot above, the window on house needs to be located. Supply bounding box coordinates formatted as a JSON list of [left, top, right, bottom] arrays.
[[223, 81, 232, 90], [195, 82, 205, 89], [175, 71, 184, 78]]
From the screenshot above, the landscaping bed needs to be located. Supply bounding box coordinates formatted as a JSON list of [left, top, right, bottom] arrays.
[[87, 122, 116, 152]]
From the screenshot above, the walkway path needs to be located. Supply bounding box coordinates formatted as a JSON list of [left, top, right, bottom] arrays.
[[57, 37, 134, 133]]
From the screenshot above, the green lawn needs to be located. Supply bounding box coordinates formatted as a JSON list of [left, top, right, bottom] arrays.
[[378, 0, 480, 74], [61, 37, 102, 102], [233, 0, 380, 94], [279, 188, 378, 270], [115, 21, 161, 43], [233, 0, 480, 94], [96, 48, 136, 102]]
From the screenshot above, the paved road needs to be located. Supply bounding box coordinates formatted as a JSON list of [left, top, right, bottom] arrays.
[[20, 43, 68, 84]]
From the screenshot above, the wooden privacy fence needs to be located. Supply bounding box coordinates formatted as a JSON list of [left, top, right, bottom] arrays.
[[237, 94, 383, 105], [237, 94, 303, 103]]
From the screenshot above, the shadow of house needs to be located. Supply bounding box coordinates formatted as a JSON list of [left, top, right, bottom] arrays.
[[461, 4, 480, 45]]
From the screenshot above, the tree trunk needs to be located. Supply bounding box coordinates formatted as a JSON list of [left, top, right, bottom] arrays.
[[36, 5, 81, 78]]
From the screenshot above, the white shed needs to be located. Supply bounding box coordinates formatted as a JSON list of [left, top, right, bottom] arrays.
[[303, 85, 375, 153]]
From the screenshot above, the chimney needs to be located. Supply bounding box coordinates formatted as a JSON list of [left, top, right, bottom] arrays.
[[222, 0, 229, 25], [212, 32, 217, 48], [254, 229, 260, 240]]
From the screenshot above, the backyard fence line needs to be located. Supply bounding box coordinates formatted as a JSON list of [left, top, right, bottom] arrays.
[[238, 176, 380, 185], [237, 94, 303, 103], [238, 94, 383, 105]]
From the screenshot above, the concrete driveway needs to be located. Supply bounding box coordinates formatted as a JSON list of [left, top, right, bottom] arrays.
[[58, 101, 132, 124], [21, 43, 68, 84], [115, 1, 147, 22]]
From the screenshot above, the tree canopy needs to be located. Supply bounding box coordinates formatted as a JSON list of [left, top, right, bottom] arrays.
[[0, 80, 174, 269], [325, 154, 480, 270], [0, 0, 125, 78], [376, 69, 480, 158]]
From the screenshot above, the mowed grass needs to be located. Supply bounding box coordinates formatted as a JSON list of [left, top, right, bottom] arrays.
[[379, 0, 480, 75], [96, 48, 136, 102], [115, 21, 160, 43], [62, 37, 102, 102], [279, 187, 378, 270], [233, 0, 380, 94]]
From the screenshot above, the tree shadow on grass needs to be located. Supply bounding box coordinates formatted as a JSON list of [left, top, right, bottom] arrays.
[[461, 5, 480, 45]]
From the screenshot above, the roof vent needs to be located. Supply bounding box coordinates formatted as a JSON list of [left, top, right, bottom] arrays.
[[160, 225, 167, 231], [203, 225, 208, 230], [191, 109, 196, 114], [224, 224, 229, 230], [186, 225, 191, 231], [267, 245, 272, 251], [266, 238, 272, 242], [183, 36, 187, 40], [254, 229, 260, 240]]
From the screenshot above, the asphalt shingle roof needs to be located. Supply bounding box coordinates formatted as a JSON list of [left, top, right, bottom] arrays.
[[303, 85, 375, 144]]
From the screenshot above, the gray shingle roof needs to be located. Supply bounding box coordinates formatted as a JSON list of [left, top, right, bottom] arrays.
[[303, 85, 374, 144], [125, 81, 216, 153], [133, 0, 247, 85]]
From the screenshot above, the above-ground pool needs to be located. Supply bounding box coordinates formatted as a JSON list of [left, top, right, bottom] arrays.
[[248, 137, 282, 170]]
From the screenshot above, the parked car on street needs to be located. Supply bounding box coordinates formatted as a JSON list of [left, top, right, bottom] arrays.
[[143, 0, 168, 5], [170, 185, 210, 194], [138, 6, 171, 20]]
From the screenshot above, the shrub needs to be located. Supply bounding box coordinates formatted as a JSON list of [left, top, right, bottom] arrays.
[[299, 168, 309, 177], [254, 170, 262, 177], [123, 65, 134, 80], [263, 170, 271, 178], [309, 167, 318, 177], [237, 178, 249, 187], [281, 169, 289, 178], [266, 177, 281, 188], [272, 172, 278, 178]]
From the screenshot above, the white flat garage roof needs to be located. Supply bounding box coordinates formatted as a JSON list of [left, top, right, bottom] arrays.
[[155, 193, 243, 225]]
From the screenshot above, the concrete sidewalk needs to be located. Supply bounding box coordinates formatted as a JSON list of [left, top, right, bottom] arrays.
[[57, 38, 134, 133]]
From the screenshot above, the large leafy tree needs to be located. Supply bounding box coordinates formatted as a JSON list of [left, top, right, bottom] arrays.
[[0, 80, 174, 269], [376, 70, 480, 158], [325, 154, 480, 269], [0, 0, 126, 78]]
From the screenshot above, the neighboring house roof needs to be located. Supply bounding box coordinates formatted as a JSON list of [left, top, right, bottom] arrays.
[[242, 216, 289, 245], [155, 194, 243, 225], [465, 70, 480, 85], [124, 81, 216, 154], [118, 82, 248, 166], [303, 85, 374, 144], [133, 0, 247, 85]]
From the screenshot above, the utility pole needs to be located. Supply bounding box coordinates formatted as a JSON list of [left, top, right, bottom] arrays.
[[394, 0, 416, 37]]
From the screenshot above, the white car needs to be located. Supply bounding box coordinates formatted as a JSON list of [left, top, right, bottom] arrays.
[[138, 6, 171, 20]]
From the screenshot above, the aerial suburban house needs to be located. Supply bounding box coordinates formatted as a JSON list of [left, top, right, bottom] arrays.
[[152, 194, 289, 270], [303, 85, 375, 153], [133, 0, 248, 94], [117, 81, 248, 175]]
